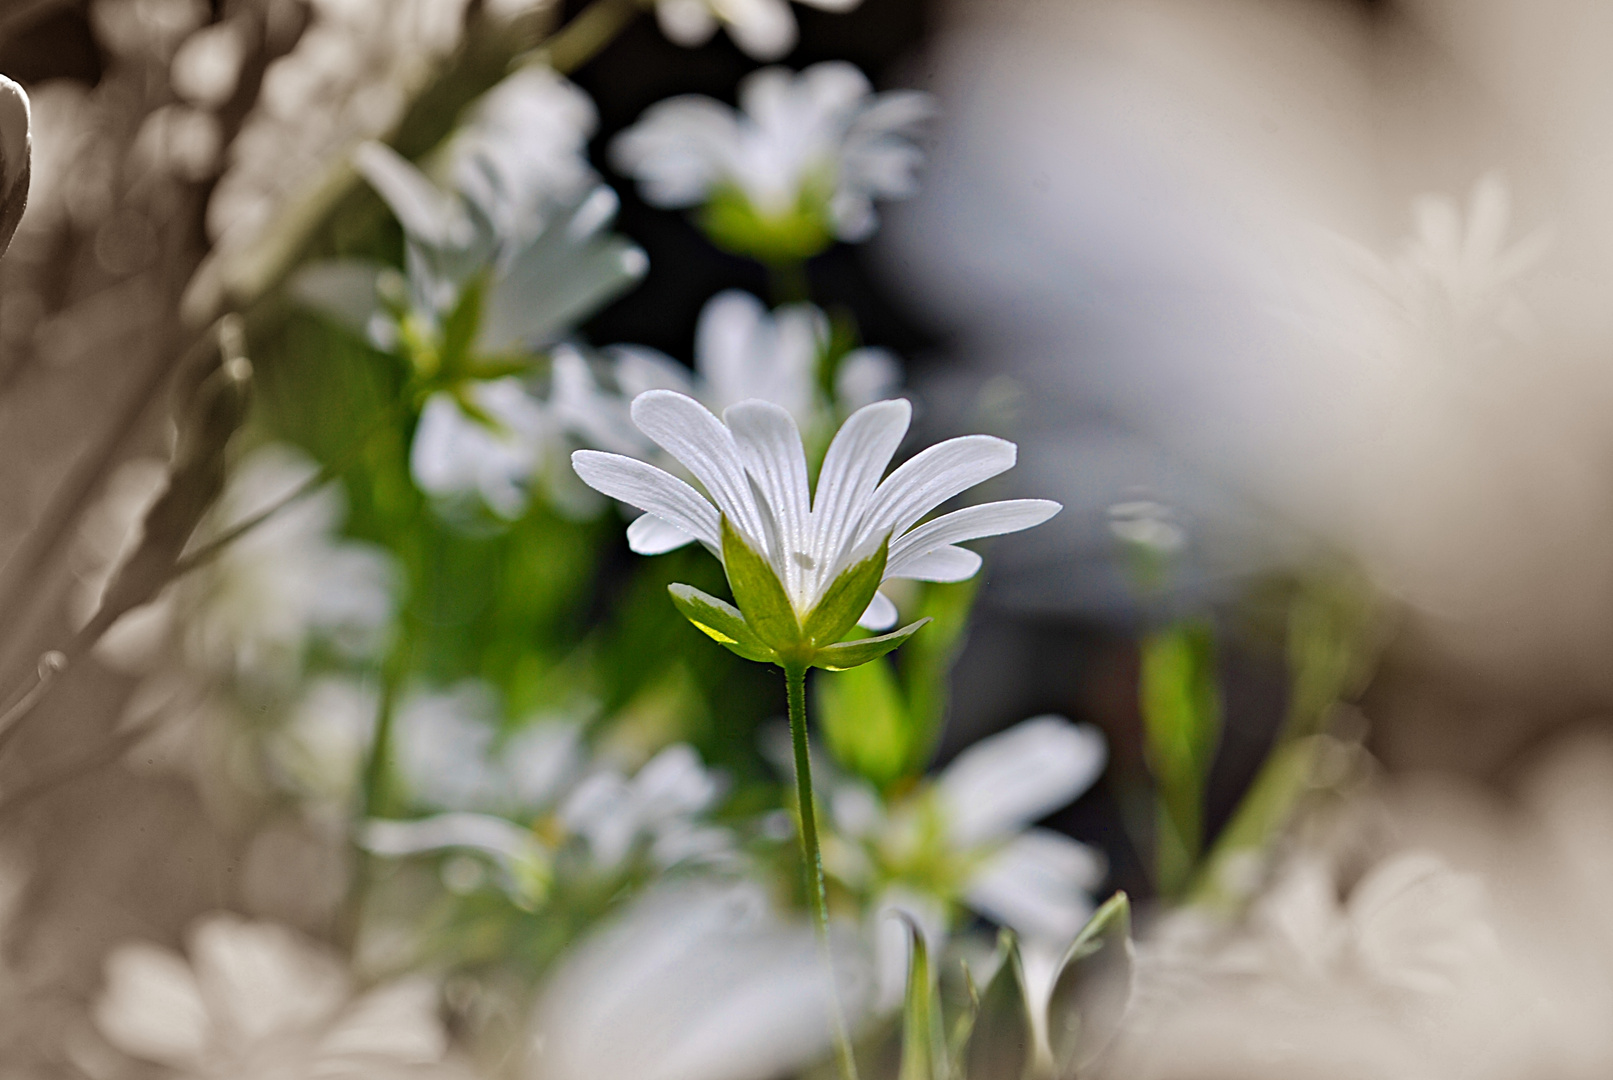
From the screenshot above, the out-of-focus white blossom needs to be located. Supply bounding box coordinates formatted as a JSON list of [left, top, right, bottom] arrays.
[[528, 880, 872, 1080], [170, 21, 246, 108], [814, 715, 1108, 1008], [94, 913, 463, 1080], [409, 378, 572, 520], [651, 0, 861, 61], [552, 290, 902, 478], [198, 0, 473, 308], [271, 675, 380, 803], [612, 62, 933, 259]]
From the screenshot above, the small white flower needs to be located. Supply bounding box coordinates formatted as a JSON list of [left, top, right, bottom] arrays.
[[612, 62, 933, 257], [652, 0, 863, 61], [94, 913, 459, 1080], [572, 390, 1060, 630], [410, 377, 556, 519]]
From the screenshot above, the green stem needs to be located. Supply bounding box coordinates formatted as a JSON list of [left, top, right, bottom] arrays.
[[768, 259, 812, 306], [523, 0, 641, 75], [785, 662, 860, 1080]]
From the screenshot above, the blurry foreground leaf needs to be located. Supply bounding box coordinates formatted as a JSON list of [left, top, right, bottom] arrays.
[[1047, 892, 1133, 1079], [817, 654, 909, 788], [963, 931, 1033, 1080], [1139, 621, 1220, 896], [898, 917, 947, 1080]]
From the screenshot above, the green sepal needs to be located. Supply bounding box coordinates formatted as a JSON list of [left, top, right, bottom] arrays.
[[802, 535, 888, 647], [1047, 891, 1133, 1078], [721, 516, 803, 652], [812, 618, 931, 671], [965, 930, 1034, 1080], [438, 273, 487, 381], [897, 915, 947, 1080], [667, 583, 778, 664]]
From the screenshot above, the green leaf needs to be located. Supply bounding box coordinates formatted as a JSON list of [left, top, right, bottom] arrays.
[[1139, 620, 1221, 897], [897, 916, 947, 1080], [816, 655, 910, 788], [802, 535, 888, 647], [667, 583, 778, 664], [1047, 892, 1133, 1079], [896, 578, 981, 777], [812, 618, 931, 671], [964, 931, 1034, 1080], [721, 517, 803, 654]]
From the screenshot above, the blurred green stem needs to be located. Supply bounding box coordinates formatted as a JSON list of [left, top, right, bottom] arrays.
[[769, 260, 812, 306], [786, 662, 860, 1080], [524, 0, 641, 74]]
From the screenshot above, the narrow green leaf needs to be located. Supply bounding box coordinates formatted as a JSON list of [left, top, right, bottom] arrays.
[[667, 583, 778, 664], [721, 516, 802, 653], [1047, 892, 1133, 1079], [964, 931, 1033, 1080], [1139, 621, 1221, 897], [802, 535, 888, 646], [816, 656, 910, 787], [896, 577, 981, 778], [812, 618, 931, 671], [897, 916, 947, 1080]]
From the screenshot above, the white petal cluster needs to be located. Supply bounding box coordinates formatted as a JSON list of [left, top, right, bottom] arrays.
[[573, 390, 1060, 630], [204, 0, 473, 289], [612, 61, 933, 246], [94, 913, 461, 1080], [653, 0, 864, 61], [821, 716, 1108, 1006], [365, 679, 735, 888]]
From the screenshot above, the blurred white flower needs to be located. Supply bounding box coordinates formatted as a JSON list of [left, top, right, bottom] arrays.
[[572, 392, 1059, 629], [554, 290, 902, 469], [271, 675, 380, 803], [94, 913, 461, 1080], [820, 715, 1108, 1007], [528, 880, 872, 1080], [409, 377, 561, 519], [170, 21, 246, 108], [611, 62, 933, 258], [652, 0, 861, 61]]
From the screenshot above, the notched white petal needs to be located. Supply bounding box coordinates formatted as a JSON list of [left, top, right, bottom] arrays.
[[627, 513, 698, 555], [571, 449, 720, 548], [856, 590, 898, 631]]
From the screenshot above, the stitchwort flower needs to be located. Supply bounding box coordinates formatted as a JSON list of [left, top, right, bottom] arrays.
[[572, 390, 1060, 647], [611, 62, 933, 264]]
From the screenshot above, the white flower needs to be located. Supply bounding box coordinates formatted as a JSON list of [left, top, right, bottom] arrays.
[[652, 0, 862, 61], [552, 290, 902, 461], [94, 913, 461, 1080], [572, 391, 1060, 630], [823, 715, 1108, 1006], [272, 674, 380, 803], [528, 880, 872, 1080], [611, 62, 933, 255], [409, 377, 560, 519]]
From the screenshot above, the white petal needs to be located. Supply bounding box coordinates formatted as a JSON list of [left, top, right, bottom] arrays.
[[888, 545, 980, 583], [629, 390, 766, 543], [189, 915, 349, 1044], [965, 830, 1105, 945], [938, 715, 1107, 845], [834, 348, 901, 411], [724, 400, 812, 605], [95, 943, 209, 1069], [714, 0, 797, 59], [572, 450, 720, 550], [610, 97, 735, 208], [656, 0, 719, 45], [351, 141, 471, 250], [627, 513, 699, 554], [363, 812, 546, 868], [320, 977, 448, 1062], [856, 590, 898, 631], [694, 290, 767, 408], [886, 499, 1061, 578], [859, 434, 1017, 545], [809, 399, 911, 580], [288, 260, 383, 341]]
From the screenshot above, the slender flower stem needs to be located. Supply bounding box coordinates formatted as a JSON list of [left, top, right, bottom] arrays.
[[521, 0, 641, 75], [785, 661, 860, 1080]]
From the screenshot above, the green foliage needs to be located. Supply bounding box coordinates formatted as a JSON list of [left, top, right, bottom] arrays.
[[668, 583, 778, 664], [813, 620, 930, 671], [817, 652, 910, 788], [897, 919, 947, 1080], [1047, 892, 1133, 1079], [1139, 620, 1221, 897], [964, 933, 1034, 1080]]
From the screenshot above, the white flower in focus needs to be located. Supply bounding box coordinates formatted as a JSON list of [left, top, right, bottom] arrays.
[[185, 444, 398, 680], [529, 880, 872, 1080], [572, 391, 1060, 630], [821, 715, 1108, 1007], [612, 62, 933, 259], [652, 0, 862, 61], [94, 913, 460, 1080]]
